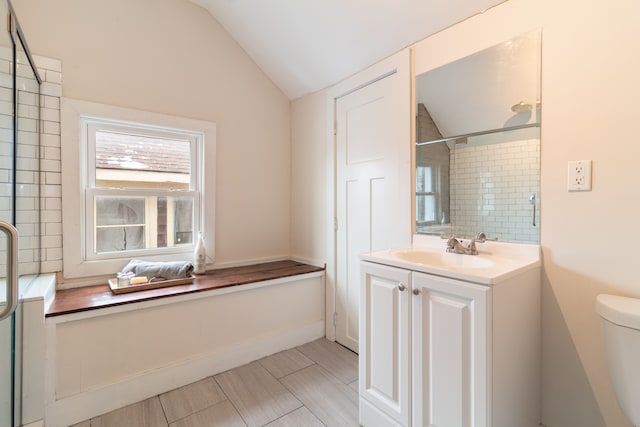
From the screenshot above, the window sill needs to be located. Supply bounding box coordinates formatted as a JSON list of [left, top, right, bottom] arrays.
[[46, 260, 324, 318]]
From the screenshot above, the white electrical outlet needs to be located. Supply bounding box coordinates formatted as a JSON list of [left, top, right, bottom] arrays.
[[568, 160, 592, 191]]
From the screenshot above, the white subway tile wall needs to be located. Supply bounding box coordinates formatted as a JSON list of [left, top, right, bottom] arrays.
[[0, 51, 34, 276], [450, 138, 540, 243], [0, 47, 11, 277], [0, 47, 53, 276], [35, 55, 63, 274], [15, 49, 44, 276]]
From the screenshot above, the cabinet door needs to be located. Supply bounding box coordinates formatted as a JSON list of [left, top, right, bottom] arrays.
[[411, 272, 490, 427], [360, 262, 411, 426]]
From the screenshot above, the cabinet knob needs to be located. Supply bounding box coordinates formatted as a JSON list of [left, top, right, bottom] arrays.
[[412, 288, 421, 295], [398, 284, 406, 292]]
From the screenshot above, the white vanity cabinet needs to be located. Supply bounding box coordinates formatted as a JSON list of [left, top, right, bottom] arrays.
[[411, 271, 490, 427], [359, 262, 411, 426], [359, 260, 540, 427]]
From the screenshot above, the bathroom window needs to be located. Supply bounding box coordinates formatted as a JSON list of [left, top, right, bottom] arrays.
[[84, 118, 202, 260], [61, 98, 216, 279], [416, 165, 441, 225]]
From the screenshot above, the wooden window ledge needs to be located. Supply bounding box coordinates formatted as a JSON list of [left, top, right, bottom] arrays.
[[46, 260, 324, 317]]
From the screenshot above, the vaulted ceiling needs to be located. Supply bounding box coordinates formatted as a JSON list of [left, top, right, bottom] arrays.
[[190, 0, 506, 99]]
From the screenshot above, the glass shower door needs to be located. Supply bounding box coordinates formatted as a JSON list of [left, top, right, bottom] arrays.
[[0, 0, 17, 423], [1, 1, 41, 424], [1, 224, 19, 427]]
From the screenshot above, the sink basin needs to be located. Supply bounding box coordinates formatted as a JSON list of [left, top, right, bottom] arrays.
[[361, 235, 540, 285], [392, 249, 495, 269]]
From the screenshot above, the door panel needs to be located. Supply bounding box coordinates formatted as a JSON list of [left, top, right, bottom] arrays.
[[335, 61, 410, 352], [427, 292, 472, 426], [412, 272, 490, 427], [345, 96, 386, 164], [360, 262, 410, 426]]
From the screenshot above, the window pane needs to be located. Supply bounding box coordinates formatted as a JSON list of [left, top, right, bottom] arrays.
[[96, 226, 145, 253], [416, 166, 433, 193], [95, 130, 191, 190], [416, 194, 436, 223], [96, 197, 145, 226], [155, 196, 194, 247], [94, 195, 194, 254], [174, 197, 193, 244]]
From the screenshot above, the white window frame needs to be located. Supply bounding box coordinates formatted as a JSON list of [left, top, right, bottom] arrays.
[[83, 118, 202, 260], [61, 98, 216, 279], [415, 164, 441, 226]]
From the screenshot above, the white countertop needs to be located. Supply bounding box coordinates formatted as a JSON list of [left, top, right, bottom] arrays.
[[360, 235, 541, 285]]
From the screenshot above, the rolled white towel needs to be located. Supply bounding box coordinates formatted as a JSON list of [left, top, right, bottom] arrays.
[[121, 259, 194, 281]]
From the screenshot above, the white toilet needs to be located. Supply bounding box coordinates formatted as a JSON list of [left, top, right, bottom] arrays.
[[596, 294, 640, 426]]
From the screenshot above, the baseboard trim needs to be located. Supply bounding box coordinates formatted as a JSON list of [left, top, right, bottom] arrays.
[[45, 321, 325, 427]]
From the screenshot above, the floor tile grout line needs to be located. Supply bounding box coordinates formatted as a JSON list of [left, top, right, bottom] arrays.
[[158, 376, 232, 426], [290, 349, 359, 388], [258, 405, 323, 427], [156, 393, 170, 426], [162, 396, 233, 426], [77, 339, 356, 427], [279, 363, 361, 426], [257, 357, 318, 381], [211, 372, 251, 427], [288, 361, 357, 393], [276, 367, 329, 427], [295, 340, 360, 384]]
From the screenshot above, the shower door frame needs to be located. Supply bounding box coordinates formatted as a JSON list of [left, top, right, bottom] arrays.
[[1, 2, 42, 426]]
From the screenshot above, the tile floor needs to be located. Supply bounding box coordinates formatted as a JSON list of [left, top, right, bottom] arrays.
[[71, 338, 360, 427]]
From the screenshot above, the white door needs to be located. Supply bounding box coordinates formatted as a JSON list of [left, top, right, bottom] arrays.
[[411, 272, 490, 427], [334, 62, 411, 353], [359, 262, 410, 426]]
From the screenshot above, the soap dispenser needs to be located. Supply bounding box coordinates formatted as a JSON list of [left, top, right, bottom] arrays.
[[194, 231, 206, 274]]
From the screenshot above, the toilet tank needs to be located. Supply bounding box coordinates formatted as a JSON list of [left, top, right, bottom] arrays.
[[596, 294, 640, 425]]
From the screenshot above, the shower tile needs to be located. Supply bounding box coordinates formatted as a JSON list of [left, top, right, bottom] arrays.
[[91, 396, 167, 427], [69, 421, 90, 427], [159, 377, 227, 423], [259, 348, 314, 378], [215, 361, 301, 427], [33, 55, 62, 73], [296, 338, 358, 384]]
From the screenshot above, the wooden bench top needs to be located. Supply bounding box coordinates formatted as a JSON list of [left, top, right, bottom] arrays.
[[46, 260, 324, 317]]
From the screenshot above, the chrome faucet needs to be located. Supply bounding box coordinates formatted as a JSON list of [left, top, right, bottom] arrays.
[[446, 237, 468, 254], [446, 232, 497, 255]]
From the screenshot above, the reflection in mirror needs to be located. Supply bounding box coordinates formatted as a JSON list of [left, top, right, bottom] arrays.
[[450, 127, 539, 243], [415, 30, 541, 243]]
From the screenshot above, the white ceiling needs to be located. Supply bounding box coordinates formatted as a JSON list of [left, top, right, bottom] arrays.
[[190, 0, 506, 100]]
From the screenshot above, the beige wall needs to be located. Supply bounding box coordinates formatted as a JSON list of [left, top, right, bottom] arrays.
[[291, 0, 640, 425], [290, 90, 327, 265], [13, 0, 292, 267], [10, 0, 640, 424]]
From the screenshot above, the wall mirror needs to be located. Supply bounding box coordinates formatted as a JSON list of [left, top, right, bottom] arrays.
[[415, 29, 541, 244]]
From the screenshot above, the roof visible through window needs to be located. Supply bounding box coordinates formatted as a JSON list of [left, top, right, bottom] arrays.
[[95, 131, 191, 190]]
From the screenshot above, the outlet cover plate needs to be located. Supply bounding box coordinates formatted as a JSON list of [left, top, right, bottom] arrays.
[[568, 160, 592, 191]]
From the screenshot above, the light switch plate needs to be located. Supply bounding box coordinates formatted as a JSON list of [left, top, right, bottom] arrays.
[[568, 160, 592, 191]]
